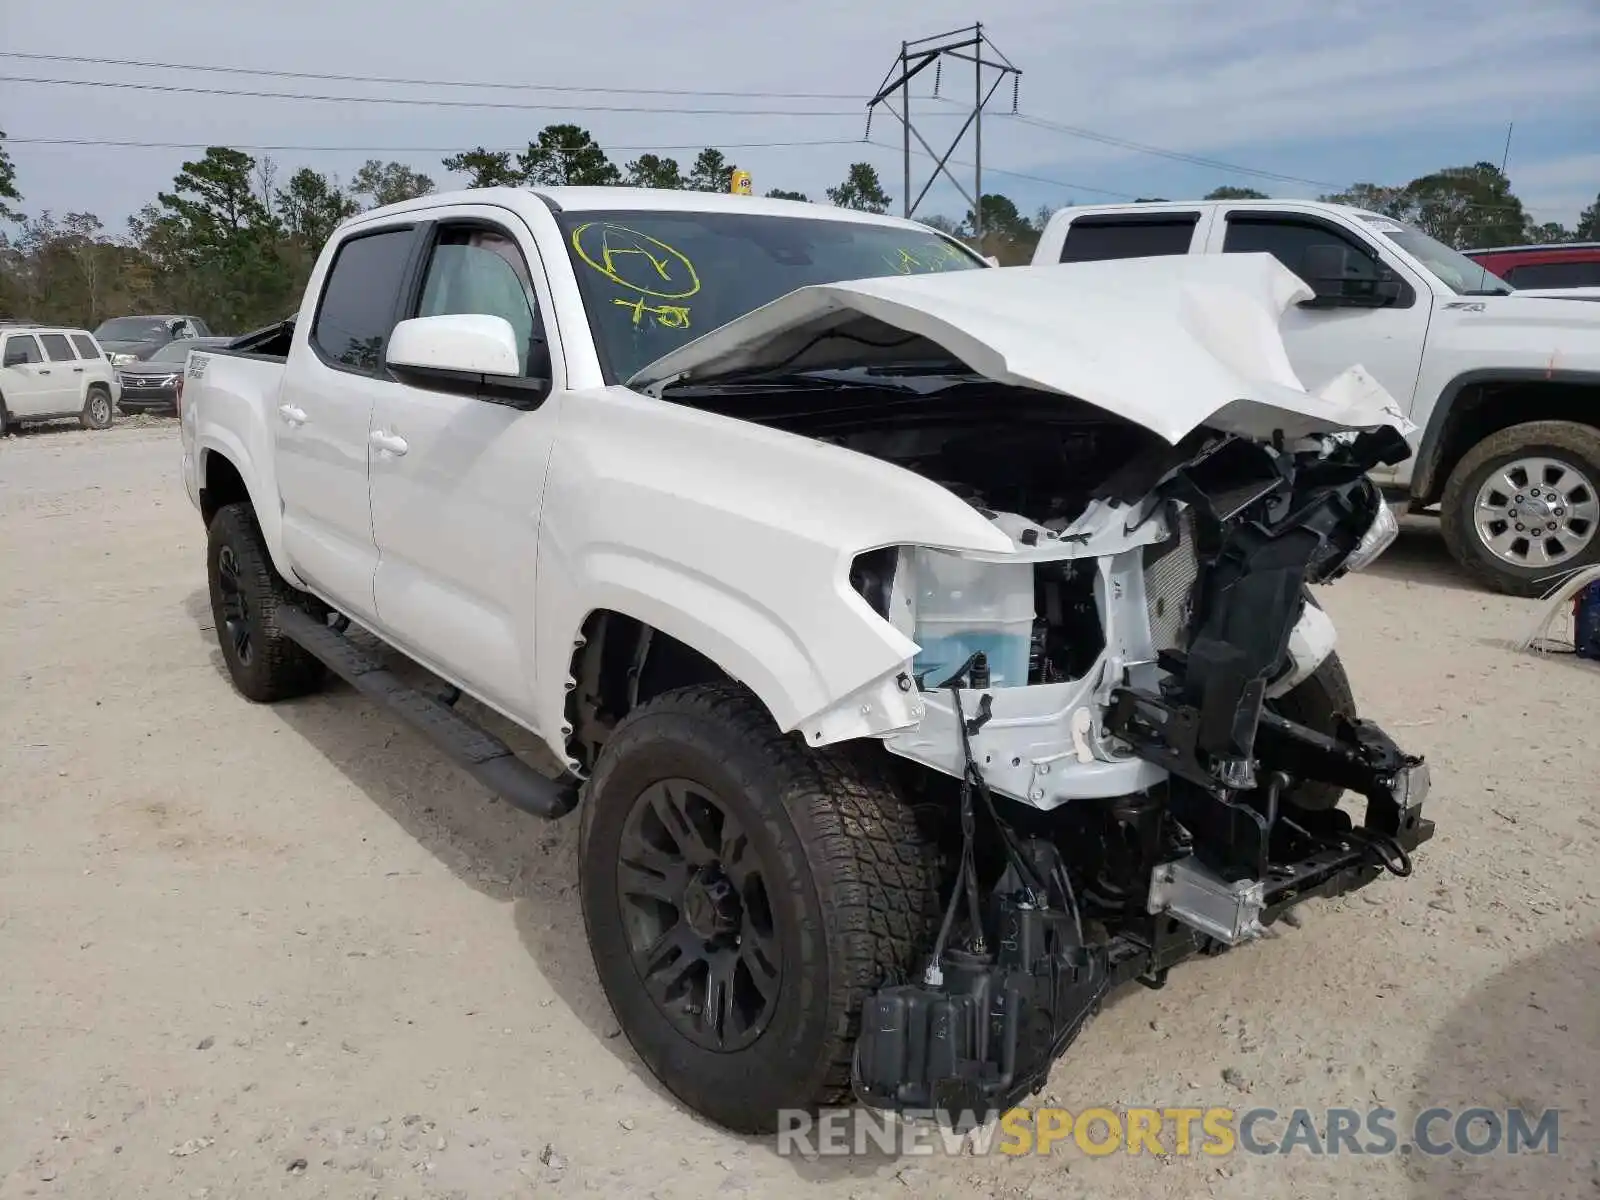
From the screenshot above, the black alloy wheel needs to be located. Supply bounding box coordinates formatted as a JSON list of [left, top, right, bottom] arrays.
[[616, 777, 781, 1052]]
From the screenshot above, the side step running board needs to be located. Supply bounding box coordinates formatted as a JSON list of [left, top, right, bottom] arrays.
[[276, 606, 579, 819]]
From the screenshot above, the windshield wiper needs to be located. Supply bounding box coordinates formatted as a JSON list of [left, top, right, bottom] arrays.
[[662, 368, 923, 394]]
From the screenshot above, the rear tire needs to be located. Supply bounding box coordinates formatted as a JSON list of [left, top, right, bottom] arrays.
[[80, 385, 114, 430], [206, 502, 325, 702], [1439, 421, 1600, 597], [578, 683, 941, 1134], [0, 396, 15, 436]]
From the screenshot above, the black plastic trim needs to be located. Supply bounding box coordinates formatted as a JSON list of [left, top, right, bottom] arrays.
[[388, 362, 552, 410], [1411, 367, 1600, 499]]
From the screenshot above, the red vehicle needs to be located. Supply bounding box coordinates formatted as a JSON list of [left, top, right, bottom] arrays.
[[1463, 242, 1600, 291]]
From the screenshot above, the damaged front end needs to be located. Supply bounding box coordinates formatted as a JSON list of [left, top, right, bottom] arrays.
[[850, 421, 1435, 1121]]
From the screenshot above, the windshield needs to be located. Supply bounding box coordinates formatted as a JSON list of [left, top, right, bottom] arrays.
[[94, 317, 174, 341], [553, 210, 985, 382], [1376, 226, 1511, 295]]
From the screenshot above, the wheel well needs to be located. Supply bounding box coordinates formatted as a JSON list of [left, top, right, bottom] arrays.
[[199, 451, 250, 526], [1418, 379, 1600, 504], [565, 611, 732, 770]]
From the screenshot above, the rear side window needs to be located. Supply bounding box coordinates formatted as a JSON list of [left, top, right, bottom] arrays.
[[311, 228, 416, 373], [40, 333, 76, 361], [70, 334, 102, 359], [1504, 260, 1600, 289], [4, 334, 43, 365], [1060, 215, 1199, 263]]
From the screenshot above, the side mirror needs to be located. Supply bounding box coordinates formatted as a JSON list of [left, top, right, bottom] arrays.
[[389, 313, 520, 376], [1301, 244, 1350, 301], [1298, 243, 1396, 309], [387, 313, 551, 409], [3, 349, 27, 368]]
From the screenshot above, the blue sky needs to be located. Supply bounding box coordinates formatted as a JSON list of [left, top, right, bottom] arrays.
[[3, 0, 1596, 235]]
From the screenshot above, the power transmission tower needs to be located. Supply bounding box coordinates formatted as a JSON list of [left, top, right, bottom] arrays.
[[866, 24, 1021, 237]]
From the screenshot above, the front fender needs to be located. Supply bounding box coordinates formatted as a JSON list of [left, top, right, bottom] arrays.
[[531, 386, 1011, 757]]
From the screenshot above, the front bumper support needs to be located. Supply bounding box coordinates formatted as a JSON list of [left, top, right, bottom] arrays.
[[851, 702, 1435, 1120]]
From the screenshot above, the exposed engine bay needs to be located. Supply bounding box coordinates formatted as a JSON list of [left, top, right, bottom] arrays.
[[659, 369, 1435, 1120]]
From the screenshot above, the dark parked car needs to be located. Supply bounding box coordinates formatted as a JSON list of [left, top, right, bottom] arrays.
[[115, 336, 230, 414], [93, 314, 213, 364]]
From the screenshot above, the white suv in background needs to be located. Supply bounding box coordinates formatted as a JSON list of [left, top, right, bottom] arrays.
[[0, 325, 121, 434]]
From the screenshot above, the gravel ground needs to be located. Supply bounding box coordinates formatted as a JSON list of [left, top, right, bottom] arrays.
[[1, 420, 1596, 1200]]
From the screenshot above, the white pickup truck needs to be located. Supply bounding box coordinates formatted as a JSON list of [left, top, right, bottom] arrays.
[[180, 186, 1434, 1133], [1034, 199, 1600, 595]]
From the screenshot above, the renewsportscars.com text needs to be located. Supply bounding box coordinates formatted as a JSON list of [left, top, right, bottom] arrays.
[[775, 1105, 1562, 1158]]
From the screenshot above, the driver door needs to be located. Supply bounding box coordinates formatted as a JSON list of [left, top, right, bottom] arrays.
[[367, 210, 564, 723]]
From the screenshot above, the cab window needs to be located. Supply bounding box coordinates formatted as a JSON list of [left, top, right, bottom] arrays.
[[39, 333, 76, 361], [1223, 215, 1382, 288], [3, 335, 43, 366], [415, 225, 545, 376], [1060, 215, 1199, 262]]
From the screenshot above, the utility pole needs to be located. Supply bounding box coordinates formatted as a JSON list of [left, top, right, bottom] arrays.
[[866, 24, 1021, 239]]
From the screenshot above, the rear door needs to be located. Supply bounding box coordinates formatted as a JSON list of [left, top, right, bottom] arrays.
[[275, 221, 427, 621], [1, 334, 62, 416], [367, 209, 563, 721], [38, 332, 86, 412]]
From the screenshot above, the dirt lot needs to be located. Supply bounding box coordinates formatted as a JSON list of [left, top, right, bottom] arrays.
[[1, 421, 1596, 1200]]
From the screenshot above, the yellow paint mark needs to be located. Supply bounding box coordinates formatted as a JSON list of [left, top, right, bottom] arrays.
[[571, 222, 701, 300], [612, 297, 692, 329]]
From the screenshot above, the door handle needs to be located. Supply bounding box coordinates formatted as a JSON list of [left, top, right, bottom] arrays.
[[278, 403, 307, 426], [369, 430, 409, 457], [72, 366, 84, 373], [38, 369, 50, 375]]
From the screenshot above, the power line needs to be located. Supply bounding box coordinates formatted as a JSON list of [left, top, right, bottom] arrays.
[[2, 48, 1333, 189], [864, 138, 1137, 201], [0, 49, 869, 101], [7, 136, 866, 155], [997, 110, 1341, 189], [0, 74, 863, 117]]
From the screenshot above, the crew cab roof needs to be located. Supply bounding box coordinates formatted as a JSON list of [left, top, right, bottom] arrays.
[[341, 186, 943, 233]]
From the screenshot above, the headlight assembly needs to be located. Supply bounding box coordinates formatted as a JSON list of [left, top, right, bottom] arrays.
[[1342, 498, 1400, 574]]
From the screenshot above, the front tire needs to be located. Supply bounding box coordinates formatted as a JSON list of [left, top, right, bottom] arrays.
[[1271, 651, 1356, 813], [80, 385, 114, 430], [578, 683, 941, 1134], [206, 502, 325, 702], [1440, 420, 1600, 597]]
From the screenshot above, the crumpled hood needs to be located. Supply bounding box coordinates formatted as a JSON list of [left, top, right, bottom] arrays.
[[628, 253, 1415, 445]]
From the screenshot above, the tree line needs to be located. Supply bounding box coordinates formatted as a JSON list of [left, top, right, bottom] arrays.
[[1, 123, 1594, 337]]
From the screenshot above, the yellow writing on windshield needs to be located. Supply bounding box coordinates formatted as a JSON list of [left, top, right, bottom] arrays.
[[885, 241, 975, 274], [572, 221, 700, 331], [572, 222, 701, 300], [613, 297, 692, 329]]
